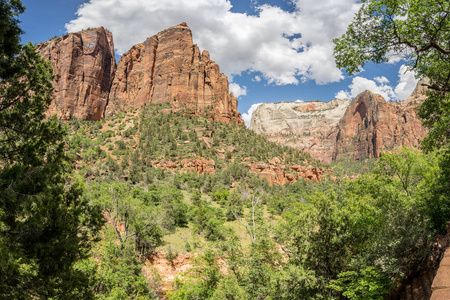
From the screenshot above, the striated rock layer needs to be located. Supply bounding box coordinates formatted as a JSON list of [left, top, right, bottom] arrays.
[[37, 27, 116, 120], [37, 24, 243, 124], [106, 23, 242, 124], [251, 80, 428, 163], [250, 99, 350, 163], [333, 89, 427, 161]]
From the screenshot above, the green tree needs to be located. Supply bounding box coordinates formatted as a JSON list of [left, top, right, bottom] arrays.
[[77, 228, 158, 300], [0, 1, 103, 297], [334, 0, 450, 235], [334, 0, 450, 90], [88, 182, 163, 256], [0, 0, 24, 78], [334, 0, 450, 145]]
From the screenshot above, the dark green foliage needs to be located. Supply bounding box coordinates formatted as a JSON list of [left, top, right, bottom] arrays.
[[77, 228, 158, 300], [0, 2, 103, 297], [0, 0, 24, 78], [159, 185, 188, 231]]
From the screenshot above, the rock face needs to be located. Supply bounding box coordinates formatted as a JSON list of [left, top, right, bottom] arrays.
[[151, 158, 216, 175], [333, 90, 427, 161], [37, 24, 243, 124], [36, 27, 116, 120], [250, 99, 350, 163], [251, 81, 428, 163], [244, 157, 326, 185], [106, 23, 242, 124]]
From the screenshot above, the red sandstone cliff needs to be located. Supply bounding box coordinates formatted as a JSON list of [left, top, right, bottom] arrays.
[[36, 27, 116, 120], [333, 90, 427, 161], [106, 23, 243, 124], [37, 24, 243, 124], [250, 80, 429, 163]]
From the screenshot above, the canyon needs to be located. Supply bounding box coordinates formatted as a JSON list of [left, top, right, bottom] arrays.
[[37, 24, 429, 164]]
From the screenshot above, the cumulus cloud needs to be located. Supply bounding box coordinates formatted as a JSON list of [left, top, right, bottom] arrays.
[[242, 103, 263, 127], [335, 65, 418, 101], [229, 83, 247, 98], [253, 75, 262, 82], [394, 65, 418, 101], [66, 0, 361, 86], [335, 76, 395, 101]]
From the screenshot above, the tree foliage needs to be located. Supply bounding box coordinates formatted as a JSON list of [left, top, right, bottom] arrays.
[[334, 0, 450, 148], [334, 0, 450, 91], [0, 1, 103, 297]]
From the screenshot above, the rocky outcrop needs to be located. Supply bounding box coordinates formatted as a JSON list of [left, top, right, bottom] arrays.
[[151, 158, 215, 175], [106, 23, 242, 124], [244, 157, 326, 185], [333, 90, 427, 161], [250, 99, 350, 163], [36, 27, 116, 120]]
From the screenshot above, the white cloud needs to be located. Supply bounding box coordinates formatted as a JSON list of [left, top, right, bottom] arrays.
[[374, 76, 389, 85], [66, 0, 361, 86], [335, 65, 418, 101], [335, 90, 350, 99], [229, 83, 247, 98], [242, 103, 263, 127], [394, 65, 418, 101], [253, 75, 261, 82], [335, 76, 395, 101]]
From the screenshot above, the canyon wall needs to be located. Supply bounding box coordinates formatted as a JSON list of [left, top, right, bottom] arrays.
[[333, 89, 427, 161], [37, 24, 242, 124], [36, 27, 116, 121], [251, 99, 350, 163], [251, 81, 428, 163]]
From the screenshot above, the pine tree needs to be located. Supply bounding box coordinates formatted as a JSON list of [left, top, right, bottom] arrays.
[[0, 1, 103, 297]]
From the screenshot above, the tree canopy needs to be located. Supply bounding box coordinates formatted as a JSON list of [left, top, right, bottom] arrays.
[[334, 0, 450, 93], [0, 1, 103, 297]]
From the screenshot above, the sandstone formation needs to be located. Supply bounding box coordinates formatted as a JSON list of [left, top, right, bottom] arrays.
[[250, 99, 350, 163], [106, 23, 242, 124], [333, 90, 427, 161], [251, 80, 428, 163], [37, 24, 243, 124], [244, 157, 326, 185], [36, 27, 115, 120], [151, 158, 216, 175]]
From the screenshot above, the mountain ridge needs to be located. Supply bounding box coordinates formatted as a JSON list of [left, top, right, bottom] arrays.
[[250, 81, 429, 163], [36, 23, 243, 124]]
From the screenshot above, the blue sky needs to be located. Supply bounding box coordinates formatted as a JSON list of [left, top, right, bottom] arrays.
[[20, 0, 417, 126]]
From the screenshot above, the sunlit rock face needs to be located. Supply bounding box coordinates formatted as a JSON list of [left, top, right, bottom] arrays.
[[106, 23, 242, 124], [37, 27, 116, 121], [37, 23, 243, 124], [250, 80, 428, 163], [333, 89, 427, 161], [250, 99, 350, 163]]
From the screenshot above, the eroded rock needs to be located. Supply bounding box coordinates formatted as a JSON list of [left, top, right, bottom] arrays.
[[106, 23, 243, 124], [36, 27, 116, 120], [251, 99, 350, 163]]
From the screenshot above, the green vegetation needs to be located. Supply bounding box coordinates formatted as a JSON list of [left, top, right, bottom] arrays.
[[2, 1, 450, 299], [0, 1, 103, 297], [62, 105, 449, 299]]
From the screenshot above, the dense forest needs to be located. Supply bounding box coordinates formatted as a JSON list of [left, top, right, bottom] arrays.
[[1, 0, 450, 299]]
